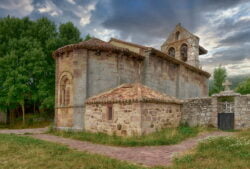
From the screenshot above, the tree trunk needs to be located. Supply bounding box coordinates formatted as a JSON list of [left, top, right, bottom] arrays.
[[33, 102, 36, 114], [21, 103, 25, 125]]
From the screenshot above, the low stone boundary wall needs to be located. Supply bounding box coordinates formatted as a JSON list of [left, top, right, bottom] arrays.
[[181, 95, 250, 129], [181, 97, 214, 127]]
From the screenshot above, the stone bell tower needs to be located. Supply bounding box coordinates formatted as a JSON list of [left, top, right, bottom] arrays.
[[161, 23, 207, 68]]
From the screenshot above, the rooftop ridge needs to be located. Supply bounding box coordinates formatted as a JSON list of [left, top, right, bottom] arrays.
[[52, 38, 144, 60], [85, 83, 182, 104], [109, 38, 149, 49]]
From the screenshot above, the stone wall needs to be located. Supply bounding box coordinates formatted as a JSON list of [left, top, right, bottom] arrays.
[[181, 97, 214, 127], [141, 103, 181, 135], [161, 24, 200, 67], [179, 66, 208, 98], [182, 95, 250, 129], [55, 44, 209, 130], [88, 51, 142, 97], [85, 103, 142, 136], [143, 51, 208, 99], [234, 95, 250, 129], [85, 102, 181, 136], [55, 49, 143, 130], [143, 54, 179, 97]]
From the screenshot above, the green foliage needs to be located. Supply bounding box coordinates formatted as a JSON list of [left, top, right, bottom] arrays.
[[0, 134, 145, 169], [84, 34, 92, 41], [49, 125, 204, 147], [59, 22, 82, 46], [228, 74, 250, 89], [0, 16, 84, 122], [218, 96, 234, 102], [171, 131, 250, 169], [236, 78, 250, 95], [209, 66, 227, 95]]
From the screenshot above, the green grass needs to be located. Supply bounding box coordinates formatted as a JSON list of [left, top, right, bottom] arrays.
[[168, 130, 250, 169], [0, 133, 148, 169], [0, 114, 52, 129], [0, 120, 51, 129], [49, 125, 209, 147]]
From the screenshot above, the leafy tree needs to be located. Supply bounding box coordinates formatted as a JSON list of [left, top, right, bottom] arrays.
[[236, 78, 250, 95], [59, 22, 82, 46], [0, 16, 84, 124], [209, 66, 227, 95]]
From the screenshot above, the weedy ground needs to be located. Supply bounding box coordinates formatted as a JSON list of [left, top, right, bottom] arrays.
[[49, 125, 211, 146]]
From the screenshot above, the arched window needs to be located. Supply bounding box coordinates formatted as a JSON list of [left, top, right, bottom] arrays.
[[180, 44, 188, 62], [175, 31, 180, 40], [168, 47, 175, 57], [60, 75, 71, 106]]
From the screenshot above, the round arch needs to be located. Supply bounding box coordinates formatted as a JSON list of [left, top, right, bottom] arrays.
[[180, 43, 188, 62], [168, 47, 175, 57], [58, 72, 73, 106]]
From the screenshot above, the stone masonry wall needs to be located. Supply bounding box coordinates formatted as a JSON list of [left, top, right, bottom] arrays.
[[55, 51, 76, 129], [182, 95, 250, 129], [88, 51, 142, 97], [161, 24, 200, 68], [143, 52, 208, 99], [141, 103, 181, 135], [56, 49, 143, 130], [234, 95, 250, 129], [179, 66, 208, 98], [181, 98, 214, 127], [85, 103, 142, 136], [143, 54, 179, 97]]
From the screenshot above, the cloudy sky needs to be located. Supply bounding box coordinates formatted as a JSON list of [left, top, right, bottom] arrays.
[[0, 0, 250, 76]]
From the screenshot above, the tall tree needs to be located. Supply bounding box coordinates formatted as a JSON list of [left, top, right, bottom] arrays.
[[0, 16, 83, 124], [59, 22, 82, 46], [209, 66, 227, 95]]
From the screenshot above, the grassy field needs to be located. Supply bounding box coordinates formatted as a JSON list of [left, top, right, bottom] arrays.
[[168, 130, 250, 169], [0, 130, 249, 169], [49, 125, 208, 146], [0, 134, 148, 169]]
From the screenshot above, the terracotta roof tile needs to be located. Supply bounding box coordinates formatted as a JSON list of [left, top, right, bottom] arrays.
[[85, 83, 182, 104], [53, 38, 144, 59]]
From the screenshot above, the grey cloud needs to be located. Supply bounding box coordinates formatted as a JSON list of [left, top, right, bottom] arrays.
[[201, 45, 250, 65], [220, 29, 250, 45]]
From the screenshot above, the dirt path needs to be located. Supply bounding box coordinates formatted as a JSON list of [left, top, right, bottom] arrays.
[[32, 131, 233, 167], [0, 128, 233, 167]]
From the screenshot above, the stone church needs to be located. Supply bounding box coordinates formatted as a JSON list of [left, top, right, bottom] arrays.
[[53, 24, 211, 133]]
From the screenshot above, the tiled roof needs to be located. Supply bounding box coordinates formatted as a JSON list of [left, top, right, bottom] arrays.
[[53, 38, 144, 59], [85, 83, 182, 104]]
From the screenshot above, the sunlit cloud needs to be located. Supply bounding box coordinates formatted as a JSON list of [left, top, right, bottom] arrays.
[[37, 0, 62, 16]]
